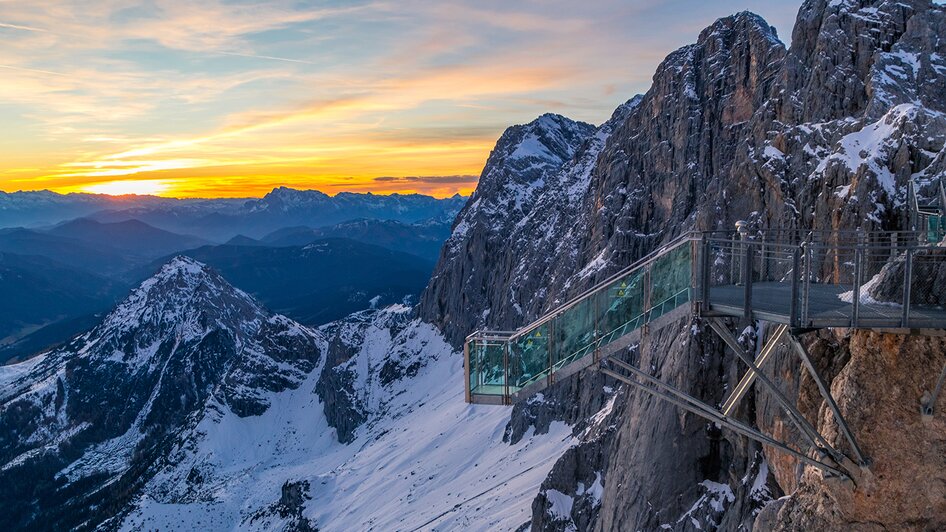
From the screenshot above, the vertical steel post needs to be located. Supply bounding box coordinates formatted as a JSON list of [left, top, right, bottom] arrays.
[[743, 242, 754, 320], [690, 238, 698, 312], [852, 247, 862, 328], [464, 339, 472, 403], [909, 181, 918, 232], [547, 320, 555, 388], [939, 179, 946, 242], [790, 247, 800, 328], [593, 291, 601, 363], [803, 240, 814, 326], [702, 236, 711, 310], [902, 249, 913, 327], [760, 234, 768, 282], [503, 341, 510, 405], [644, 265, 652, 320]]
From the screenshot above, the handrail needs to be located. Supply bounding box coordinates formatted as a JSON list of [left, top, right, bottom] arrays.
[[505, 231, 696, 341], [465, 232, 694, 344], [468, 226, 943, 344]]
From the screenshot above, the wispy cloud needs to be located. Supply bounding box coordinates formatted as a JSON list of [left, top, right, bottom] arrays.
[[0, 63, 68, 76], [212, 50, 316, 65], [0, 0, 801, 197], [0, 21, 50, 33]]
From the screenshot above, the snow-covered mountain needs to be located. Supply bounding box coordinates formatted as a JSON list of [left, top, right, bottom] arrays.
[[0, 257, 322, 530], [121, 307, 595, 531], [0, 258, 604, 531]]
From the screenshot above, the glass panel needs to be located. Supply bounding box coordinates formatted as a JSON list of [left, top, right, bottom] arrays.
[[649, 245, 691, 319], [596, 269, 645, 347], [509, 323, 549, 390], [469, 339, 506, 396], [467, 339, 476, 394], [551, 297, 596, 371]]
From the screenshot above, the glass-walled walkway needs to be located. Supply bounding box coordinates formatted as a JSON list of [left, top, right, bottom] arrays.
[[465, 238, 693, 405], [465, 229, 946, 405]]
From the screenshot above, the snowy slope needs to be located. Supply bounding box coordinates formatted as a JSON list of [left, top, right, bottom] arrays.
[[121, 314, 579, 531]]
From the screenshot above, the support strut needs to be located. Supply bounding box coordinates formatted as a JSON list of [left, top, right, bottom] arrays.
[[707, 320, 841, 464], [785, 332, 868, 467], [716, 322, 786, 416], [601, 357, 849, 479]]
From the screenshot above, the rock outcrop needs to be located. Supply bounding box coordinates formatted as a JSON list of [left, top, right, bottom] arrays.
[[764, 331, 946, 530]]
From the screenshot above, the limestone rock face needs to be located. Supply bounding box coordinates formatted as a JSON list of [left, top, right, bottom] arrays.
[[780, 0, 928, 124], [764, 331, 946, 531], [416, 1, 946, 530], [418, 113, 599, 346], [585, 12, 785, 261]]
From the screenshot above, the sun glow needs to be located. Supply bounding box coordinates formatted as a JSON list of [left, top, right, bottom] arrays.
[[79, 179, 173, 196]]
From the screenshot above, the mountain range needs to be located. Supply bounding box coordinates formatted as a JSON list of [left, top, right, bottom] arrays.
[[0, 187, 466, 242], [0, 192, 460, 365]]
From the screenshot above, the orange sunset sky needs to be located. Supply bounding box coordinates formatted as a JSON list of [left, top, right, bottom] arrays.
[[0, 1, 797, 198]]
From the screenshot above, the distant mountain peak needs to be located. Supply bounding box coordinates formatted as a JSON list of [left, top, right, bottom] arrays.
[[0, 251, 323, 529], [95, 256, 262, 352], [154, 254, 208, 278], [264, 186, 331, 201], [502, 113, 595, 164]]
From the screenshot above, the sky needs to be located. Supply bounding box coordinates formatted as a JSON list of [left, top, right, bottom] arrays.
[[0, 1, 800, 198]]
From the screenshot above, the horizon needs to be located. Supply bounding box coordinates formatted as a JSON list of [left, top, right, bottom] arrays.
[[0, 1, 799, 199], [1, 184, 469, 201]]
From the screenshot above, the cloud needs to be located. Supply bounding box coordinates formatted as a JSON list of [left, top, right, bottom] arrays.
[[0, 21, 50, 33], [374, 175, 478, 185], [0, 0, 803, 197]]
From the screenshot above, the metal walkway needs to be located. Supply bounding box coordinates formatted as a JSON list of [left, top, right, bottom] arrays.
[[466, 229, 946, 405], [465, 227, 946, 482]]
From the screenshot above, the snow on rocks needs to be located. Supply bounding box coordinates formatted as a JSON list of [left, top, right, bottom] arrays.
[[121, 313, 576, 531]]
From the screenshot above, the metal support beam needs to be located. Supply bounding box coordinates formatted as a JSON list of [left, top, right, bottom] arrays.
[[601, 358, 849, 479], [902, 250, 913, 327], [718, 323, 786, 416], [743, 243, 753, 319], [786, 332, 868, 467], [707, 320, 837, 459]]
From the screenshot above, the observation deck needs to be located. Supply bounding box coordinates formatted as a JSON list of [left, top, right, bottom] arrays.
[[465, 229, 946, 406], [465, 181, 946, 482]]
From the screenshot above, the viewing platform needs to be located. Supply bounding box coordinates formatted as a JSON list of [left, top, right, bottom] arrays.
[[465, 228, 946, 406]]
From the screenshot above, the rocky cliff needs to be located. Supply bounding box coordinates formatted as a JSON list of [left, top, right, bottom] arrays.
[[419, 1, 946, 530]]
